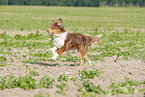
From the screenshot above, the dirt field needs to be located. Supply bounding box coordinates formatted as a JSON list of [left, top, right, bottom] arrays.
[[0, 55, 145, 97]]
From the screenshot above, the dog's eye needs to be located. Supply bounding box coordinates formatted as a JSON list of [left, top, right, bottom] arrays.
[[59, 28, 62, 31]]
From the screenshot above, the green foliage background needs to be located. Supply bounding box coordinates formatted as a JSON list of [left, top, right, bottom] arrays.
[[0, 0, 145, 7]]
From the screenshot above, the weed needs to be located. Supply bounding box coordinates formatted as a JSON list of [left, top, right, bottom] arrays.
[[108, 77, 145, 95], [29, 70, 40, 76], [39, 75, 55, 89], [56, 81, 67, 95], [70, 77, 77, 81], [57, 74, 69, 82], [0, 75, 55, 90], [34, 91, 45, 97], [78, 68, 101, 79], [0, 56, 6, 61], [0, 75, 37, 90], [78, 80, 106, 94], [0, 56, 8, 67], [65, 54, 80, 62], [80, 90, 96, 97], [34, 90, 50, 97]]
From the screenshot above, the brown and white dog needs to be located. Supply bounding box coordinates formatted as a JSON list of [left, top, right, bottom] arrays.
[[47, 19, 101, 66]]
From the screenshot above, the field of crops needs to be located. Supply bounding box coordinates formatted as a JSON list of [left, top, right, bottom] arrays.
[[0, 6, 145, 97]]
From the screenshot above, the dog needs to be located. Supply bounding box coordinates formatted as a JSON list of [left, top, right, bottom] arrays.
[[47, 19, 101, 66]]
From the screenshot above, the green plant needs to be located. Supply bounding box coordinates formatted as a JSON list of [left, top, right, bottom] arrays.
[[65, 55, 80, 62], [56, 81, 67, 95], [39, 75, 55, 89], [70, 77, 77, 81], [0, 75, 37, 90], [108, 77, 145, 95], [78, 80, 106, 94], [0, 75, 55, 90], [0, 56, 8, 67], [29, 70, 40, 76], [34, 91, 45, 97], [57, 74, 69, 82], [80, 90, 96, 97], [78, 68, 101, 79], [34, 90, 50, 97]]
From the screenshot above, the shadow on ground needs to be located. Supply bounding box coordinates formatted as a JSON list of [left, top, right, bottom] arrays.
[[30, 62, 80, 66]]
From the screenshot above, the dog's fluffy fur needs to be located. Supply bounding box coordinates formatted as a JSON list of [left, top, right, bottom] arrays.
[[47, 19, 101, 66]]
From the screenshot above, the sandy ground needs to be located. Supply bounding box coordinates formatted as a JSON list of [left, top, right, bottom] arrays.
[[0, 56, 145, 97]]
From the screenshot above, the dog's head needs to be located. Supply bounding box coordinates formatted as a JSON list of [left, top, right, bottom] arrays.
[[47, 18, 66, 34], [92, 35, 102, 45]]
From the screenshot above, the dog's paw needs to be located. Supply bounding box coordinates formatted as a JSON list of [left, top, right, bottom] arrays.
[[50, 55, 58, 60], [88, 61, 95, 66], [50, 57, 55, 60]]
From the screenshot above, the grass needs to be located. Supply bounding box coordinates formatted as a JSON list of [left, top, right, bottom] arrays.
[[1, 29, 144, 64], [0, 6, 145, 31], [0, 6, 145, 96], [0, 6, 145, 63]]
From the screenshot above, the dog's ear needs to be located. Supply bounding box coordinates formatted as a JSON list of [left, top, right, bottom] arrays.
[[58, 18, 62, 23], [51, 18, 55, 27], [52, 18, 55, 24], [59, 25, 66, 32], [60, 19, 62, 23]]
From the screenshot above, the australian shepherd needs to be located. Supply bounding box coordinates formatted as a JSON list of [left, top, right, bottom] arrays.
[[47, 19, 101, 66]]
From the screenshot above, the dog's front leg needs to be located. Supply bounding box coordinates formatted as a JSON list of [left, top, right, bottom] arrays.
[[50, 47, 58, 60], [51, 47, 57, 55], [50, 46, 66, 60]]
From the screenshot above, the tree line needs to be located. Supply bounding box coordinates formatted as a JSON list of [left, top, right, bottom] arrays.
[[0, 0, 145, 7]]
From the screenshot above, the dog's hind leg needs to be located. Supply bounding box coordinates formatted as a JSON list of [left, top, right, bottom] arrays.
[[79, 51, 85, 66], [85, 55, 92, 65]]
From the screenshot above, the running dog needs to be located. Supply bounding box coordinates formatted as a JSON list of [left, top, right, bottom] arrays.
[[47, 19, 101, 66]]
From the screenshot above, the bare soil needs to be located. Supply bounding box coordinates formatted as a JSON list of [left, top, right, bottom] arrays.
[[0, 57, 145, 97]]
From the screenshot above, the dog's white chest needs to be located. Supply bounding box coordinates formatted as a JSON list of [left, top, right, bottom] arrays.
[[53, 32, 67, 48]]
